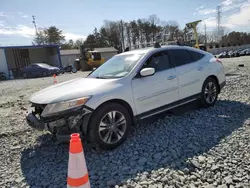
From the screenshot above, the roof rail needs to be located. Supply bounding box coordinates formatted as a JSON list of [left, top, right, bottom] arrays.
[[124, 47, 130, 52], [154, 42, 161, 48], [123, 40, 178, 52]]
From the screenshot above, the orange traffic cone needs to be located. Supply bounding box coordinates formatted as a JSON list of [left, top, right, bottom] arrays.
[[53, 74, 57, 84], [67, 133, 90, 188]]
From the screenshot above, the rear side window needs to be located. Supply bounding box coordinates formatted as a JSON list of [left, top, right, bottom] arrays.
[[188, 50, 205, 61], [168, 49, 193, 67]]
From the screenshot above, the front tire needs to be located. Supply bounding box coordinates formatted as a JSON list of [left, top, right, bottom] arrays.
[[88, 103, 131, 150], [200, 77, 219, 108]]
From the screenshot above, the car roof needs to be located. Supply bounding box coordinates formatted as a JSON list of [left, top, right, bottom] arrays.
[[117, 45, 205, 56]]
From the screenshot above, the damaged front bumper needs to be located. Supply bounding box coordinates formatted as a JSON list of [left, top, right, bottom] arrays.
[[26, 104, 93, 141]]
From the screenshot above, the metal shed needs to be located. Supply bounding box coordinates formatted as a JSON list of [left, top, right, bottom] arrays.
[[60, 47, 118, 67], [0, 44, 62, 79]]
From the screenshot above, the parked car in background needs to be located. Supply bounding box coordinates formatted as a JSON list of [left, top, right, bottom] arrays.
[[21, 63, 61, 78], [228, 50, 235, 58], [218, 51, 229, 58], [26, 44, 226, 150], [232, 49, 242, 57], [239, 48, 250, 56]]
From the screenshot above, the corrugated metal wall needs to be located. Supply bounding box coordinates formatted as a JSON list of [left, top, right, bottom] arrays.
[[0, 49, 9, 79]]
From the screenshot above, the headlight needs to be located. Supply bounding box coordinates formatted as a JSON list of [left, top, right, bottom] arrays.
[[41, 96, 91, 117]]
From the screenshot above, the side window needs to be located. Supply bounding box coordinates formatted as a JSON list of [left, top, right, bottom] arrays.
[[169, 49, 193, 67], [188, 50, 205, 61], [143, 51, 170, 72]]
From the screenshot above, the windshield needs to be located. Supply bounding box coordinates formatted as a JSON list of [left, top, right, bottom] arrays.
[[88, 53, 144, 79], [37, 63, 53, 68]]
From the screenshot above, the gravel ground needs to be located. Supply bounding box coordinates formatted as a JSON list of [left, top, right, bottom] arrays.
[[0, 57, 250, 188]]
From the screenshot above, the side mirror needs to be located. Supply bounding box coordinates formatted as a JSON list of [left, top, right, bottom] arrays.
[[140, 68, 155, 77]]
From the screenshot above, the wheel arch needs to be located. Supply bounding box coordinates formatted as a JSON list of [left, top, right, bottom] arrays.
[[205, 75, 221, 93], [97, 99, 134, 120]]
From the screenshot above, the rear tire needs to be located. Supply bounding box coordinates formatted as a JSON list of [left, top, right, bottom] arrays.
[[87, 103, 131, 150], [23, 73, 27, 78], [200, 77, 219, 108]]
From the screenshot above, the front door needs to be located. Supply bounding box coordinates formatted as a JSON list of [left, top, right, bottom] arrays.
[[132, 51, 178, 117]]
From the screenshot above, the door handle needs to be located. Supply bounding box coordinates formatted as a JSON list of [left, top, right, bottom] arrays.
[[167, 75, 176, 80], [197, 67, 204, 71]]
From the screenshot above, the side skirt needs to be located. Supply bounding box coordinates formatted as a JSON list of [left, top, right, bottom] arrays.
[[135, 93, 201, 120]]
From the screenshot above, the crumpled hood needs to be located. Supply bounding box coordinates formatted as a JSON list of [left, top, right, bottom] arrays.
[[29, 77, 118, 104]]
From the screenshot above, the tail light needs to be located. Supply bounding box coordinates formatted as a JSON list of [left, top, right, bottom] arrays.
[[216, 58, 223, 64]]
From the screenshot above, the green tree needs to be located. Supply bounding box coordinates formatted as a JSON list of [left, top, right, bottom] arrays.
[[84, 34, 96, 47], [74, 39, 84, 48], [33, 26, 65, 45], [68, 39, 74, 47]]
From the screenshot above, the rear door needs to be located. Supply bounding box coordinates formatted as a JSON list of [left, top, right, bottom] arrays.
[[168, 49, 205, 100], [132, 51, 178, 117]]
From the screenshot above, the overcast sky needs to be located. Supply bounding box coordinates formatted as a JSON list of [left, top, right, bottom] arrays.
[[0, 0, 250, 46]]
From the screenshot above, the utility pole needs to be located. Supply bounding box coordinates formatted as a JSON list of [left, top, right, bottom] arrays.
[[32, 15, 38, 34], [204, 23, 207, 47], [216, 5, 222, 42]]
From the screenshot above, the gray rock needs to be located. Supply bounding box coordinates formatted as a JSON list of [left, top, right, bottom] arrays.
[[129, 169, 137, 175], [211, 165, 220, 171], [135, 185, 142, 188], [224, 176, 233, 184], [189, 183, 196, 188], [160, 176, 169, 183], [198, 156, 206, 163], [183, 168, 190, 175], [138, 157, 147, 166], [190, 159, 200, 169], [107, 180, 117, 187], [205, 185, 216, 188], [139, 180, 153, 185], [10, 146, 22, 150], [153, 153, 162, 160], [190, 175, 197, 180], [207, 179, 214, 183], [218, 184, 228, 188], [91, 175, 99, 181], [15, 177, 25, 183]]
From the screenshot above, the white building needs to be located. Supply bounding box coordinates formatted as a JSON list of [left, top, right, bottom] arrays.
[[0, 45, 62, 79]]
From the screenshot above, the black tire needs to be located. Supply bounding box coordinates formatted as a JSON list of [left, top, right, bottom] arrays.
[[87, 103, 131, 150], [23, 73, 27, 79], [200, 77, 219, 108], [0, 75, 6, 81], [72, 68, 77, 73]]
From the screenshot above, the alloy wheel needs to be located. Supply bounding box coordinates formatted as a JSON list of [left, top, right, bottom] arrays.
[[98, 111, 127, 144], [204, 82, 217, 104]]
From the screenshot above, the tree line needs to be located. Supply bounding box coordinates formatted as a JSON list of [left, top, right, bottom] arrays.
[[33, 26, 84, 49], [33, 15, 250, 51]]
